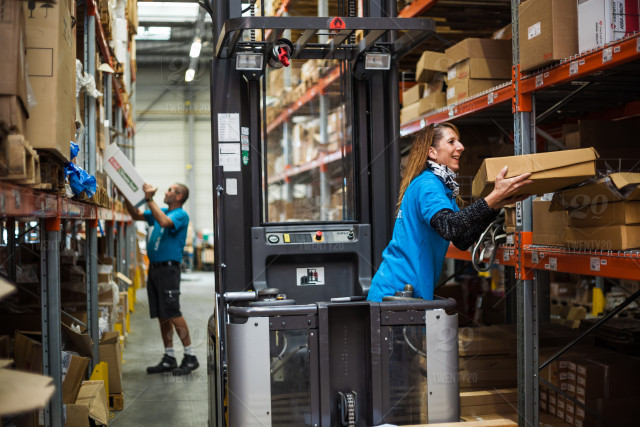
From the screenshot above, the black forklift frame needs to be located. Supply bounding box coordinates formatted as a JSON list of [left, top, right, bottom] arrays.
[[205, 1, 458, 425]]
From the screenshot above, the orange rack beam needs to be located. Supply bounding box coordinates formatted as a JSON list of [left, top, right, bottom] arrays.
[[398, 0, 439, 18], [267, 66, 342, 134], [519, 33, 640, 94], [447, 243, 640, 281], [400, 83, 512, 136]]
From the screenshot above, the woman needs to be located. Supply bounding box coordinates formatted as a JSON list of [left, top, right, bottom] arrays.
[[367, 123, 532, 302]]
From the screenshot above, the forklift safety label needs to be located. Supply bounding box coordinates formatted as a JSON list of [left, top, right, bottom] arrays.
[[218, 113, 240, 141], [296, 267, 325, 286], [219, 143, 241, 172]]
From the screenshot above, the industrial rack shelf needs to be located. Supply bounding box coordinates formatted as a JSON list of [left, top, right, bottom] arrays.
[[88, 0, 133, 131], [400, 32, 640, 136], [447, 243, 640, 282]]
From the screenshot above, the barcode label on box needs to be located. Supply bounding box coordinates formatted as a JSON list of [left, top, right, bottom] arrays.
[[528, 22, 541, 39]]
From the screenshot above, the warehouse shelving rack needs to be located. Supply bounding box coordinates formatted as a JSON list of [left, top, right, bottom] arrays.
[[395, 3, 640, 425], [1, 1, 136, 425]]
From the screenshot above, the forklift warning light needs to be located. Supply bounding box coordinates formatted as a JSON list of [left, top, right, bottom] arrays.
[[236, 53, 264, 70]]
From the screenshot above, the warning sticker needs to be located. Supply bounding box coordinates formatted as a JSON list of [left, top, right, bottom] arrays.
[[296, 267, 325, 286]]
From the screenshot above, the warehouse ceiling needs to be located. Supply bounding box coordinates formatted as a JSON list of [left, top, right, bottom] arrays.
[[134, 0, 513, 78]]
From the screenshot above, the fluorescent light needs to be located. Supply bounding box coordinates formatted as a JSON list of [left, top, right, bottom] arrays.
[[135, 26, 172, 41], [189, 38, 202, 58], [236, 53, 263, 70], [185, 68, 195, 82], [365, 52, 391, 70], [138, 2, 200, 23]]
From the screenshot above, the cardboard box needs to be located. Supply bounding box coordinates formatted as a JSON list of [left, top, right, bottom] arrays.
[[103, 143, 146, 207], [533, 199, 569, 246], [445, 38, 512, 66], [64, 404, 90, 427], [551, 172, 640, 210], [446, 79, 508, 104], [13, 331, 43, 373], [564, 224, 640, 250], [75, 381, 109, 426], [446, 57, 513, 83], [415, 51, 450, 83], [402, 83, 425, 106], [400, 101, 420, 124], [24, 0, 76, 161], [99, 331, 122, 393], [0, 0, 29, 132], [417, 92, 446, 115], [0, 95, 27, 134], [472, 148, 599, 199], [569, 201, 640, 227], [578, 0, 640, 53], [0, 0, 27, 104], [519, 0, 579, 71], [460, 388, 517, 407], [0, 368, 55, 417], [61, 352, 90, 404]]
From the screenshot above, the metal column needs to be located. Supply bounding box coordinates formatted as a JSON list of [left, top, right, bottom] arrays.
[[84, 8, 96, 174], [512, 0, 538, 425], [41, 218, 62, 427], [86, 220, 99, 370], [319, 94, 330, 220]]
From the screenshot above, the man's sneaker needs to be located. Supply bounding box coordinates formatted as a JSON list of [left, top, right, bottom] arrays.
[[173, 354, 199, 376], [146, 354, 177, 374]]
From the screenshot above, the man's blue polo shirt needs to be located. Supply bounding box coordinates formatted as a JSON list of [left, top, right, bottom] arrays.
[[367, 170, 459, 301], [144, 207, 189, 263]]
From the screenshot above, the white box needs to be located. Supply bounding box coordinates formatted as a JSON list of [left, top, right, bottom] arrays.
[[578, 0, 640, 53], [103, 143, 146, 207]]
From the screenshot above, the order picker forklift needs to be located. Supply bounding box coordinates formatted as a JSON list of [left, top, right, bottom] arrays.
[[203, 0, 460, 425]]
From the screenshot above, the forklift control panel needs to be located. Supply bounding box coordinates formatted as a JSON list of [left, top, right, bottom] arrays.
[[266, 228, 355, 244]]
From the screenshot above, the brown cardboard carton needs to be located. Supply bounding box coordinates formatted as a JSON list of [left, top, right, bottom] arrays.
[[0, 368, 55, 417], [551, 173, 640, 210], [445, 38, 512, 66], [75, 381, 109, 426], [61, 352, 90, 404], [64, 404, 89, 427], [415, 51, 450, 83], [568, 201, 640, 227], [402, 83, 424, 106], [564, 225, 640, 250], [0, 0, 28, 105], [447, 57, 513, 83], [532, 199, 569, 246], [400, 101, 420, 124], [99, 331, 122, 393], [472, 148, 599, 199], [446, 79, 508, 104], [417, 92, 446, 115], [24, 0, 76, 161], [460, 388, 517, 407], [13, 331, 43, 372], [518, 0, 578, 71], [0, 95, 27, 134]]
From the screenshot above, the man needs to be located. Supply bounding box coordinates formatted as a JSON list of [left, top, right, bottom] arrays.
[[126, 182, 199, 376]]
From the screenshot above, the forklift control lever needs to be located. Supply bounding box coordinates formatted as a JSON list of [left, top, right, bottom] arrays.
[[268, 38, 295, 69]]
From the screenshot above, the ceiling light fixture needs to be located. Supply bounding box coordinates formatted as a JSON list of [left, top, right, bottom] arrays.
[[189, 38, 202, 58], [185, 68, 195, 82]]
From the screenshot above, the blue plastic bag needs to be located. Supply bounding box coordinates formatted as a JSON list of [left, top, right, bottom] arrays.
[[65, 162, 97, 198]]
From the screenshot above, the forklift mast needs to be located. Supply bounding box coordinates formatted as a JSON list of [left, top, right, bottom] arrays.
[[206, 1, 459, 426]]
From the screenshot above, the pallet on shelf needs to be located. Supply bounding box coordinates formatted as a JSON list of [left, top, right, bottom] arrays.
[[0, 134, 41, 185], [33, 151, 66, 192]]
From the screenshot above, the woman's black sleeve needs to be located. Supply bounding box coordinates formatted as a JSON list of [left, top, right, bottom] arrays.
[[429, 199, 499, 250]]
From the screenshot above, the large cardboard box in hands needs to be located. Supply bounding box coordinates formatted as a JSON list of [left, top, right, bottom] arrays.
[[472, 148, 599, 199], [103, 143, 146, 207], [23, 0, 76, 161]]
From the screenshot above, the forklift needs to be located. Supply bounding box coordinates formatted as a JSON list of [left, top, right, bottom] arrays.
[[203, 0, 460, 425]]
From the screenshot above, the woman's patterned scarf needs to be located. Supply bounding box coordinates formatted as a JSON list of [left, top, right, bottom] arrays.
[[427, 160, 459, 199]]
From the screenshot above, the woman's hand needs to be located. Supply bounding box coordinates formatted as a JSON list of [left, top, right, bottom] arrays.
[[484, 166, 533, 210]]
